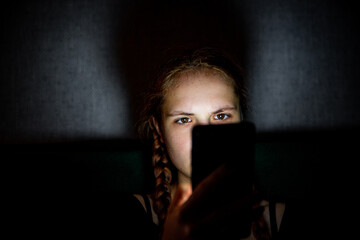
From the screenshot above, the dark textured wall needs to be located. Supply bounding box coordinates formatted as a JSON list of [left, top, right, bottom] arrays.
[[1, 0, 133, 142], [1, 0, 359, 143], [243, 1, 360, 132]]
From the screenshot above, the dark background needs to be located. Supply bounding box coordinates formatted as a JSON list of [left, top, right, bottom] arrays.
[[1, 0, 359, 143], [1, 0, 359, 238]]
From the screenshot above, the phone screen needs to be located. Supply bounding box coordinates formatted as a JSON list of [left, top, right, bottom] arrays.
[[191, 121, 256, 191]]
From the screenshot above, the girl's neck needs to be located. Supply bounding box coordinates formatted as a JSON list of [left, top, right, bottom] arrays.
[[171, 171, 192, 199], [178, 170, 192, 185]]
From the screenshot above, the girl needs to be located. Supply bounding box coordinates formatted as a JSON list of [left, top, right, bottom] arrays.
[[135, 48, 285, 239]]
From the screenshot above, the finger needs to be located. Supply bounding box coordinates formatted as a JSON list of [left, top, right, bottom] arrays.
[[180, 164, 236, 220]]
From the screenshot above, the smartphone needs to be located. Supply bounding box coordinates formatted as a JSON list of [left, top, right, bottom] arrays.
[[191, 121, 256, 191]]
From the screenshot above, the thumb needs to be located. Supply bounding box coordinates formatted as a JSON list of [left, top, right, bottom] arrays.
[[168, 183, 192, 213]]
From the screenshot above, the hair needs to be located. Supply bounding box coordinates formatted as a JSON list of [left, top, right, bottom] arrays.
[[137, 47, 269, 239], [138, 47, 248, 139]]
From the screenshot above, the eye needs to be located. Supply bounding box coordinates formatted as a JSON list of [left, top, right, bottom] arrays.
[[175, 117, 192, 124], [214, 113, 229, 120]]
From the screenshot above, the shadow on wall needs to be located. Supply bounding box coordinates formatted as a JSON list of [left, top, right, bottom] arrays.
[[115, 0, 249, 130], [1, 1, 135, 142], [1, 0, 359, 143]]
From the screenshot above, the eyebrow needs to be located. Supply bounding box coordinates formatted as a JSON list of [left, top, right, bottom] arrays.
[[167, 111, 194, 117], [167, 106, 237, 117]]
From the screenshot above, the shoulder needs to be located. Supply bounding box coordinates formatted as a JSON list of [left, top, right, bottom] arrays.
[[117, 194, 160, 239], [274, 199, 312, 240], [119, 193, 152, 221], [264, 199, 313, 240], [261, 200, 286, 232], [133, 193, 160, 226], [133, 193, 147, 211]]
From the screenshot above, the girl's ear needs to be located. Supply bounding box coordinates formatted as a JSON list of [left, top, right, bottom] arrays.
[[152, 117, 164, 143]]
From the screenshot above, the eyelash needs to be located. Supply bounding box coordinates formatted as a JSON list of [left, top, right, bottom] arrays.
[[175, 117, 192, 124], [214, 113, 230, 121], [175, 113, 231, 125]]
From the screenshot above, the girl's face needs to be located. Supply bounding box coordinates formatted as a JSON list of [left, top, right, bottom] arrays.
[[159, 70, 242, 183]]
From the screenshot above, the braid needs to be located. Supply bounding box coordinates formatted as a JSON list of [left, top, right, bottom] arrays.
[[151, 130, 172, 227]]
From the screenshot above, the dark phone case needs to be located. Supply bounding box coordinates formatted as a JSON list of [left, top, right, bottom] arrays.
[[191, 121, 256, 190]]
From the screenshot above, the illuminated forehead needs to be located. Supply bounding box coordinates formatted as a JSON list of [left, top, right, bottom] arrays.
[[160, 67, 243, 121], [164, 67, 235, 95], [162, 68, 239, 110]]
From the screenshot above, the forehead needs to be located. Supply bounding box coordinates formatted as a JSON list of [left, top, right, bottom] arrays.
[[165, 68, 235, 96], [170, 68, 231, 88], [162, 70, 238, 109]]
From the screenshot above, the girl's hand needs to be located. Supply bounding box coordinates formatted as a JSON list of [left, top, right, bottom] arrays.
[[162, 164, 263, 240], [161, 183, 193, 240]]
